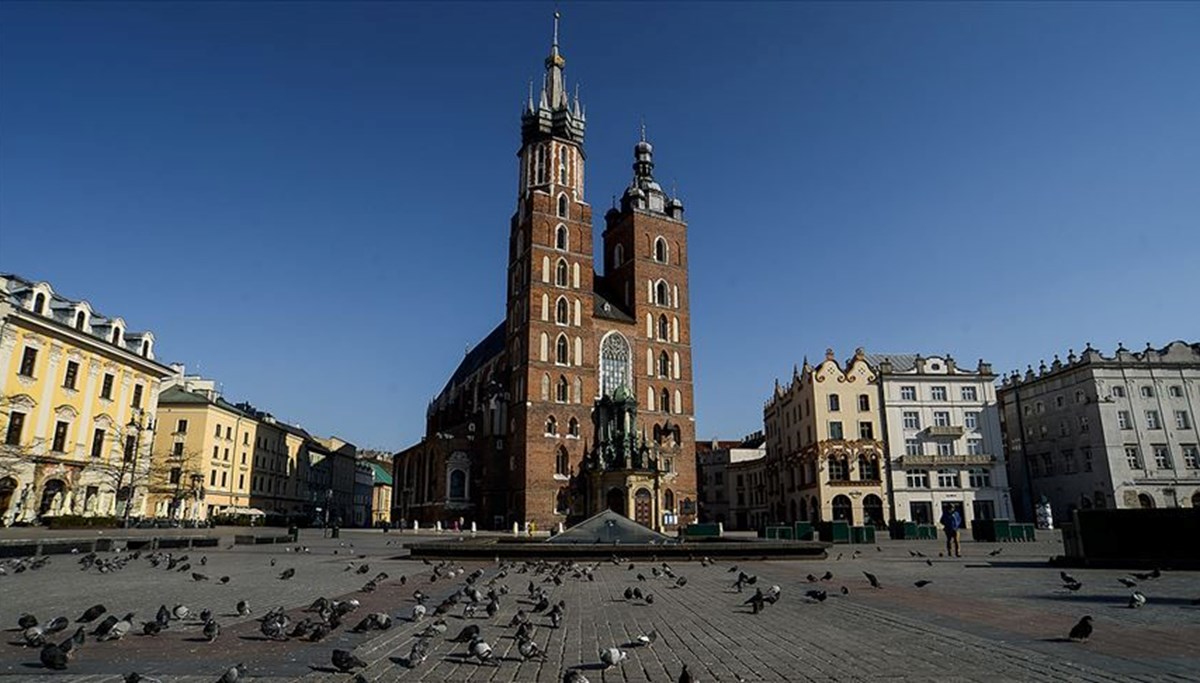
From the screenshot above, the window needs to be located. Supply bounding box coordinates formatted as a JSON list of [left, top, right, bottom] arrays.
[[1063, 449, 1077, 473], [904, 439, 921, 456], [63, 361, 79, 390], [52, 421, 69, 452], [556, 376, 569, 403], [172, 442, 184, 457], [936, 469, 959, 488], [1055, 395, 1065, 408], [555, 225, 568, 250], [661, 388, 671, 413], [858, 394, 870, 411], [555, 335, 569, 365], [224, 448, 230, 461], [961, 386, 978, 401], [1082, 447, 1093, 472], [902, 411, 920, 429], [657, 314, 669, 340], [557, 194, 568, 218], [545, 416, 558, 435], [964, 411, 979, 430], [169, 467, 182, 485], [215, 425, 222, 437], [1140, 386, 1154, 398], [613, 244, 624, 268], [555, 259, 569, 287], [1075, 390, 1085, 404], [828, 456, 848, 481], [221, 471, 227, 487], [1079, 415, 1089, 433], [1146, 410, 1161, 430], [90, 428, 105, 458], [100, 373, 114, 400], [5, 411, 25, 446], [859, 422, 874, 439], [933, 411, 950, 427], [654, 236, 668, 263], [1125, 446, 1142, 470], [238, 474, 244, 489], [931, 386, 947, 401], [1058, 420, 1070, 437], [655, 280, 670, 306], [112, 327, 122, 344], [555, 447, 569, 476], [1169, 385, 1183, 398], [967, 438, 984, 455], [937, 441, 953, 456], [131, 384, 143, 409], [1036, 401, 1045, 414], [1110, 385, 1125, 398], [828, 395, 841, 412], [900, 386, 916, 401], [1182, 445, 1199, 469], [18, 347, 37, 377], [210, 469, 218, 486], [858, 455, 879, 480], [828, 421, 844, 440], [1118, 411, 1132, 430], [1175, 411, 1191, 429], [243, 433, 249, 445], [555, 297, 569, 325], [657, 351, 671, 378], [906, 470, 930, 488], [968, 468, 991, 488], [176, 419, 188, 434], [213, 446, 219, 459], [33, 292, 46, 314], [568, 417, 579, 437], [74, 312, 85, 329], [1152, 445, 1172, 469]]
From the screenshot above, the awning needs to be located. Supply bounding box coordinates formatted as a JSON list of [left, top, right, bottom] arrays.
[[220, 506, 266, 516]]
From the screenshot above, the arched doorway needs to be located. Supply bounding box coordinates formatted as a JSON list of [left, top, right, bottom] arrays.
[[862, 494, 883, 527], [790, 499, 798, 522], [633, 488, 652, 527], [0, 477, 16, 521], [831, 495, 853, 524], [606, 488, 626, 516], [1137, 493, 1155, 509], [39, 479, 65, 517], [809, 497, 820, 523]]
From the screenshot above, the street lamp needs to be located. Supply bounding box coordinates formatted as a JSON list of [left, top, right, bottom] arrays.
[[119, 408, 154, 527]]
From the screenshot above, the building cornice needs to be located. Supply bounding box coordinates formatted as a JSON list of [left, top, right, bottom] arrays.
[[6, 307, 172, 378]]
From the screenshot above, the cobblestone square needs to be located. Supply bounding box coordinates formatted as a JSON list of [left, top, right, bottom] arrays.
[[2, 529, 1198, 681]]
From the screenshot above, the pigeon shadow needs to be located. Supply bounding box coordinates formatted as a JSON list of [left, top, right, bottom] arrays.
[[307, 665, 342, 673], [237, 635, 275, 642], [570, 663, 609, 671], [1040, 637, 1080, 643], [182, 636, 212, 642]]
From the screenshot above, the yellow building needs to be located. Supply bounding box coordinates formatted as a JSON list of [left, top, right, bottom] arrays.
[[1, 274, 172, 524], [763, 348, 887, 526]]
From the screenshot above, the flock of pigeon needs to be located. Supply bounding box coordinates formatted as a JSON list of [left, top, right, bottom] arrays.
[[5, 541, 1199, 681]]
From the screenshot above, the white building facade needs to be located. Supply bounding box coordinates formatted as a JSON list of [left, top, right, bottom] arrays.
[[871, 354, 1013, 526]]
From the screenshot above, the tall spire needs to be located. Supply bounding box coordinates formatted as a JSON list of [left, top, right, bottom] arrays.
[[543, 11, 567, 109], [520, 9, 585, 145]]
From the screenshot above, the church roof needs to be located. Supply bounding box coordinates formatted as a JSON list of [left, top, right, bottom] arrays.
[[545, 509, 676, 545], [440, 322, 506, 396], [592, 274, 634, 322], [862, 353, 919, 372]]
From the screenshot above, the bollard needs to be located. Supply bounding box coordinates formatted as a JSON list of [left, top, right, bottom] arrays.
[[556, 522, 564, 534], [412, 519, 419, 531], [470, 521, 477, 535], [718, 522, 725, 536], [512, 522, 520, 537], [434, 521, 442, 532]]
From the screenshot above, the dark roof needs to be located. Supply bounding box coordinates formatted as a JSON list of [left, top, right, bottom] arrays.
[[862, 353, 919, 372], [440, 322, 506, 396], [158, 386, 210, 405], [591, 274, 634, 323]]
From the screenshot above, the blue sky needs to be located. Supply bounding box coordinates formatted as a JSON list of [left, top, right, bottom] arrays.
[[2, 2, 1197, 449]]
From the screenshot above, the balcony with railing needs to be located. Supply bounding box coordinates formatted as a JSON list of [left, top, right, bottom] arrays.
[[900, 453, 995, 467], [924, 425, 965, 438]]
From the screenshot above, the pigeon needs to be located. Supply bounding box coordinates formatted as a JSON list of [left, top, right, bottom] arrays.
[[1129, 591, 1146, 608], [237, 600, 251, 617], [99, 613, 134, 641], [599, 646, 628, 668], [356, 563, 370, 575], [765, 585, 782, 604], [1063, 581, 1083, 592], [745, 588, 766, 614], [203, 619, 220, 642], [1060, 571, 1078, 584], [623, 587, 635, 600], [216, 663, 246, 683], [1118, 578, 1137, 589], [156, 605, 171, 626], [199, 609, 213, 624], [863, 571, 881, 589], [1131, 568, 1161, 581], [564, 671, 591, 683], [200, 556, 207, 566], [332, 648, 366, 672], [468, 636, 497, 665], [219, 576, 230, 585], [675, 576, 688, 588], [403, 636, 430, 668], [92, 615, 119, 638], [192, 572, 209, 582], [142, 621, 163, 636], [18, 614, 38, 629], [40, 642, 69, 670], [807, 573, 818, 583], [821, 571, 833, 581], [805, 589, 828, 602], [78, 604, 106, 623], [988, 548, 1003, 557], [278, 568, 295, 580], [172, 604, 190, 621], [644, 593, 655, 604], [1068, 615, 1093, 642], [124, 674, 163, 683], [678, 664, 696, 683], [841, 586, 850, 595], [450, 624, 481, 643], [411, 603, 427, 621], [914, 580, 933, 588], [635, 630, 657, 647], [518, 635, 545, 659]]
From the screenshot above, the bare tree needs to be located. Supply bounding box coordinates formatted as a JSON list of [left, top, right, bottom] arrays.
[[146, 445, 207, 521]]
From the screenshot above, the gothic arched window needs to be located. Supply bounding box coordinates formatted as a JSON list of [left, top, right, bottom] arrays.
[[556, 335, 570, 365], [545, 415, 558, 435], [658, 351, 670, 378], [556, 376, 570, 403], [555, 224, 568, 251], [556, 446, 569, 475], [556, 297, 569, 325], [557, 194, 568, 218], [568, 417, 579, 437], [599, 333, 631, 397], [661, 388, 671, 413], [658, 314, 669, 340], [556, 259, 569, 287], [654, 236, 668, 263], [613, 244, 624, 268], [655, 280, 670, 306], [535, 145, 547, 184]]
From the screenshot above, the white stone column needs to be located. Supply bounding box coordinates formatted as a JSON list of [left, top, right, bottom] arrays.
[[34, 344, 65, 448]]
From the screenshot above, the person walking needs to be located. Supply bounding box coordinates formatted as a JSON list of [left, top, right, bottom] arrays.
[[940, 505, 962, 557]]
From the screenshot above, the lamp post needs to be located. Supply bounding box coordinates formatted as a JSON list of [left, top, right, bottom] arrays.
[[119, 408, 154, 527]]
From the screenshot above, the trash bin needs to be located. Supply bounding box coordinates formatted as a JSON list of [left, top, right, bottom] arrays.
[[794, 521, 814, 541], [818, 520, 851, 544], [331, 527, 340, 539], [851, 526, 866, 544]]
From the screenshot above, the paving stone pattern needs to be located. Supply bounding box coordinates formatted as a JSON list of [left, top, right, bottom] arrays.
[[1, 530, 1197, 681]]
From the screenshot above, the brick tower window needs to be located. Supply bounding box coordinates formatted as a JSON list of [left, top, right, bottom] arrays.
[[654, 236, 668, 264], [555, 224, 569, 250], [556, 376, 570, 403]]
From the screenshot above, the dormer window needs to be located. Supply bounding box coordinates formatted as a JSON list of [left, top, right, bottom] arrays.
[[654, 236, 668, 264], [141, 340, 150, 357], [33, 293, 46, 315], [75, 311, 86, 330], [112, 327, 122, 345]]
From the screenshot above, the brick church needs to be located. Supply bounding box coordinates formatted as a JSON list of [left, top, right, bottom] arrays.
[[394, 15, 697, 532]]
